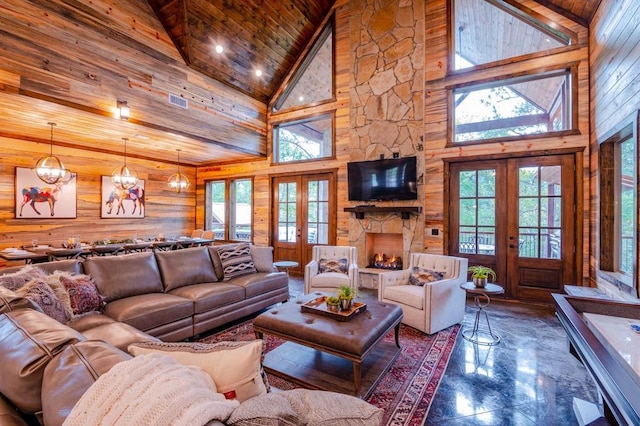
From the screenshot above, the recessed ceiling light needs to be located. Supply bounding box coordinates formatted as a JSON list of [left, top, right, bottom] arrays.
[[255, 69, 263, 77], [298, 95, 304, 102], [215, 45, 224, 54]]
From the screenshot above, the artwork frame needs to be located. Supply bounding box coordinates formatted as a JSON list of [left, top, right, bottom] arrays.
[[101, 176, 145, 218], [15, 167, 77, 219]]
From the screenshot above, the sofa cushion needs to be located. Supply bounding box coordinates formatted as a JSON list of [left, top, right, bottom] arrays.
[[41, 340, 132, 426], [83, 252, 164, 302], [0, 265, 47, 291], [128, 340, 268, 403], [0, 309, 85, 414], [155, 247, 218, 292], [53, 271, 104, 315], [16, 279, 72, 323], [408, 267, 443, 286], [66, 312, 117, 332], [0, 285, 43, 314], [215, 243, 257, 281], [103, 293, 193, 332], [168, 282, 245, 314], [227, 272, 289, 299], [318, 258, 348, 274], [226, 389, 384, 426], [82, 321, 159, 352], [249, 246, 275, 273]]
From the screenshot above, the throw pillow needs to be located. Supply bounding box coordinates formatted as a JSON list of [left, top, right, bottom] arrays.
[[318, 258, 348, 274], [408, 267, 444, 286], [127, 340, 268, 403], [52, 271, 104, 315], [216, 243, 257, 281], [227, 389, 384, 426], [0, 265, 47, 291], [16, 279, 72, 323]]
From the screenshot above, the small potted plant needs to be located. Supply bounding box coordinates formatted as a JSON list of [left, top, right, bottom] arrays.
[[337, 285, 354, 310], [326, 295, 340, 312], [468, 265, 496, 288]]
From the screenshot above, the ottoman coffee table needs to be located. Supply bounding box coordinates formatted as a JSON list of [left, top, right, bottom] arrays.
[[253, 292, 403, 398]]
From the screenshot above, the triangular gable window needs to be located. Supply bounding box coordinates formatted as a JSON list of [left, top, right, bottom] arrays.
[[453, 0, 571, 70], [272, 19, 334, 112]]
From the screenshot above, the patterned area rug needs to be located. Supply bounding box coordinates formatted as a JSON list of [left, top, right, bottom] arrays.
[[199, 319, 459, 425]]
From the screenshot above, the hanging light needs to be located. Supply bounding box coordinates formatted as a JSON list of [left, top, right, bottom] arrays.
[[167, 149, 190, 193], [35, 122, 70, 184], [111, 137, 138, 190]]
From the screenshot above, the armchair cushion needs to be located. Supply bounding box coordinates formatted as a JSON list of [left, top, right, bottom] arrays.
[[318, 258, 348, 274], [408, 267, 443, 286]]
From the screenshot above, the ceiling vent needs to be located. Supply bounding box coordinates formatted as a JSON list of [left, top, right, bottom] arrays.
[[168, 93, 188, 109]]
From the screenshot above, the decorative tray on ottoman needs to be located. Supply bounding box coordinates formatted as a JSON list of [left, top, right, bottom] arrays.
[[301, 296, 367, 322]]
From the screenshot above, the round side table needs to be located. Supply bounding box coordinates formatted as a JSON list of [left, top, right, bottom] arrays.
[[460, 282, 504, 346], [274, 260, 298, 275]]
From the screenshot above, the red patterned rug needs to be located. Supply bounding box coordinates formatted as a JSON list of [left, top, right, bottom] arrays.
[[199, 319, 459, 425]]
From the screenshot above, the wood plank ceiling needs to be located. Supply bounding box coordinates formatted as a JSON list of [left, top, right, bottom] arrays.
[[146, 0, 335, 104]]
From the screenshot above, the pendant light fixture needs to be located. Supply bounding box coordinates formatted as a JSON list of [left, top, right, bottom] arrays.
[[167, 149, 190, 193], [111, 137, 138, 190], [35, 122, 70, 184]]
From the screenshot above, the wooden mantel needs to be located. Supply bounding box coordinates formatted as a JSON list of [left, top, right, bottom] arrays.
[[344, 206, 422, 220]]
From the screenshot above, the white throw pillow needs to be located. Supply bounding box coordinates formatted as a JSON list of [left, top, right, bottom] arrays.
[[128, 340, 267, 402]]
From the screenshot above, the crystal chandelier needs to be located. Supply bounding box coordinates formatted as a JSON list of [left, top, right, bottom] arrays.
[[35, 122, 70, 184], [167, 149, 190, 193], [111, 137, 138, 190]]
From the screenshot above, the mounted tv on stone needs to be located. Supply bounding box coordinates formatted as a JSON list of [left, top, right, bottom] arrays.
[[347, 157, 417, 202]]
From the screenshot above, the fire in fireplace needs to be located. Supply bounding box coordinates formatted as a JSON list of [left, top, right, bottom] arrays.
[[370, 252, 403, 270]]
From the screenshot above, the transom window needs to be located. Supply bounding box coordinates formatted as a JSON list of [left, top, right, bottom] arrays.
[[273, 114, 333, 164], [452, 0, 571, 71], [206, 178, 253, 242], [452, 69, 572, 143]]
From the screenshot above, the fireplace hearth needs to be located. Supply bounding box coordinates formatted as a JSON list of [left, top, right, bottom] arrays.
[[370, 252, 403, 270]]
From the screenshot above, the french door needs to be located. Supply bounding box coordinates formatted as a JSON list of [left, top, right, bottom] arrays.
[[271, 172, 336, 276], [448, 154, 577, 301]]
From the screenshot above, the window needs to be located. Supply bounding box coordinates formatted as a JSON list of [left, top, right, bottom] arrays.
[[206, 178, 253, 242], [272, 17, 334, 112], [273, 114, 333, 164], [452, 0, 571, 71], [452, 69, 572, 143], [599, 111, 639, 293]]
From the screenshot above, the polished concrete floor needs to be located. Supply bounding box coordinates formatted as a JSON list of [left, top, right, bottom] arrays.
[[288, 277, 600, 425]]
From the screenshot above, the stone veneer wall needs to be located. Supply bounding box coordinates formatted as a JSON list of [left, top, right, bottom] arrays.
[[349, 0, 425, 267]]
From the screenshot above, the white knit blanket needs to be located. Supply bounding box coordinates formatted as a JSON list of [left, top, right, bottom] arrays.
[[63, 353, 240, 426]]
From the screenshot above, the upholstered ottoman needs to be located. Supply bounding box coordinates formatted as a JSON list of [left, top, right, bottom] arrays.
[[253, 292, 402, 398]]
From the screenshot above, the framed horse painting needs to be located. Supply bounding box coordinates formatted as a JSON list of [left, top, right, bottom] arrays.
[[15, 167, 77, 219], [101, 176, 145, 218]]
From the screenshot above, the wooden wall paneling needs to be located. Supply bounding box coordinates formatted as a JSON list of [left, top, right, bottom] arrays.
[[589, 0, 640, 299], [0, 137, 196, 264]]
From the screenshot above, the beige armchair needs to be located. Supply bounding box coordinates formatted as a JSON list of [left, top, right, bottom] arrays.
[[304, 246, 358, 294], [378, 253, 468, 334]]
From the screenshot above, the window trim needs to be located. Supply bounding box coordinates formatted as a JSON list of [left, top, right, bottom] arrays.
[[205, 177, 254, 243], [598, 110, 640, 298], [446, 65, 578, 147], [271, 111, 336, 165]]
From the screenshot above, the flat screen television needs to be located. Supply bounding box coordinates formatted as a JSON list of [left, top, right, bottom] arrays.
[[347, 156, 417, 201]]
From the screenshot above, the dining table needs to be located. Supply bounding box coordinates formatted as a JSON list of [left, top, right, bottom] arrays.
[[0, 237, 217, 264]]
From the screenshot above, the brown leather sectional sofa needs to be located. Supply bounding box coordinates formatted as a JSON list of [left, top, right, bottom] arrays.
[[0, 244, 290, 424]]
